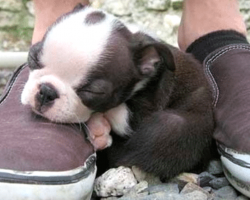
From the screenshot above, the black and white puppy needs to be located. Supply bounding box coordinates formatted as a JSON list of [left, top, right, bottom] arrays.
[[21, 5, 214, 180]]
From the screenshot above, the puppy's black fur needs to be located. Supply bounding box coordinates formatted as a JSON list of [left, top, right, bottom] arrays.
[[94, 33, 215, 179]]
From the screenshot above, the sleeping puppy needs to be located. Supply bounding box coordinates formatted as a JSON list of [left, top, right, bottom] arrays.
[[21, 5, 214, 180]]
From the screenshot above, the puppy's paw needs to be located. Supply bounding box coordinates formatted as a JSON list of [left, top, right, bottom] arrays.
[[94, 166, 137, 197], [86, 113, 112, 151]]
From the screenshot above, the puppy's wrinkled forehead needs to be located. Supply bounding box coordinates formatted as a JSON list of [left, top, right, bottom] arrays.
[[40, 7, 123, 87]]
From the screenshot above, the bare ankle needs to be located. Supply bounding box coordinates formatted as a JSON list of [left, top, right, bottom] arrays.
[[32, 0, 89, 44], [178, 0, 247, 51]]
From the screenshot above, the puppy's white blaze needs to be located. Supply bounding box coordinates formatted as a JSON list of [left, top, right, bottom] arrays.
[[104, 104, 131, 136], [133, 78, 149, 94], [40, 7, 115, 87]]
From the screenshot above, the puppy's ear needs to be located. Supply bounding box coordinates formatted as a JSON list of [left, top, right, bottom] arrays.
[[153, 42, 176, 72], [132, 33, 175, 77], [135, 46, 161, 77]]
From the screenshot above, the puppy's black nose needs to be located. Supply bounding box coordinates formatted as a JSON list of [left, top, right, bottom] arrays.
[[37, 83, 59, 106]]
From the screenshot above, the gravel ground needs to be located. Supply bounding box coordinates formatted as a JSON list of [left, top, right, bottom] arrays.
[[92, 160, 250, 200]]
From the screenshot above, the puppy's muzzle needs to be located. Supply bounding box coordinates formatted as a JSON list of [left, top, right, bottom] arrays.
[[36, 83, 59, 110]]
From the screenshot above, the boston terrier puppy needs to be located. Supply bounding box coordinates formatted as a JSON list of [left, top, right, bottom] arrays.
[[21, 5, 214, 180]]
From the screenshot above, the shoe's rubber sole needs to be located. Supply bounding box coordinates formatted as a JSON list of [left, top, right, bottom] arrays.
[[0, 154, 96, 200], [218, 144, 250, 197]]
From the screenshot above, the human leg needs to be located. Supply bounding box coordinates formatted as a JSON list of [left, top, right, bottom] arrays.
[[178, 0, 247, 51], [178, 0, 250, 197], [32, 0, 89, 44]]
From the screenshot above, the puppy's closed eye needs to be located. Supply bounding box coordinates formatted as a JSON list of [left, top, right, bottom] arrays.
[[77, 88, 105, 95], [76, 79, 112, 98], [76, 79, 113, 111]]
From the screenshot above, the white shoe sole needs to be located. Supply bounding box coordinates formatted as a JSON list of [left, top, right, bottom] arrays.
[[0, 153, 96, 200], [218, 144, 250, 197]]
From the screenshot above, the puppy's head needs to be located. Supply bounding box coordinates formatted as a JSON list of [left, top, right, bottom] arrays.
[[21, 5, 175, 123]]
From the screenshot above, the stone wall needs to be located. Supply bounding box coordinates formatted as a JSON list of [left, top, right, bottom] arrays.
[[0, 0, 250, 51], [0, 0, 34, 51]]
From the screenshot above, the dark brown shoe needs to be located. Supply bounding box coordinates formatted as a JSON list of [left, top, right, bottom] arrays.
[[186, 30, 250, 197], [0, 64, 96, 200], [203, 43, 250, 197]]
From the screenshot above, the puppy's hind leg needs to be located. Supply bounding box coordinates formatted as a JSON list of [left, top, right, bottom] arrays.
[[115, 110, 214, 180]]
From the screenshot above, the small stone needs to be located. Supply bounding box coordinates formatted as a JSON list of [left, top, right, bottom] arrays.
[[181, 182, 210, 197], [208, 177, 229, 189], [214, 186, 238, 200], [140, 192, 184, 200], [176, 172, 199, 184], [146, 0, 171, 11], [94, 166, 137, 197], [131, 166, 162, 186], [121, 192, 148, 200], [198, 172, 216, 187], [202, 186, 213, 193], [236, 195, 250, 200], [148, 183, 179, 194], [206, 160, 223, 175], [182, 191, 208, 200], [125, 181, 148, 197]]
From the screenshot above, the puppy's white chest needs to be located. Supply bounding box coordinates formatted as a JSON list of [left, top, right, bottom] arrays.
[[104, 104, 131, 137]]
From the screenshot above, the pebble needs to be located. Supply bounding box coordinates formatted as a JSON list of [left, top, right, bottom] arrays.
[[202, 186, 213, 193], [123, 181, 148, 198], [148, 183, 179, 194], [94, 166, 137, 197], [181, 182, 208, 195], [214, 186, 238, 200], [198, 171, 216, 187], [206, 160, 223, 175], [175, 173, 199, 184], [129, 192, 184, 200], [236, 195, 250, 200], [182, 190, 207, 200], [131, 166, 162, 186], [209, 177, 230, 189]]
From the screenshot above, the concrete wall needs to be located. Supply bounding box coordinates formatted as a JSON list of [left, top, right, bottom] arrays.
[[0, 0, 249, 51]]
